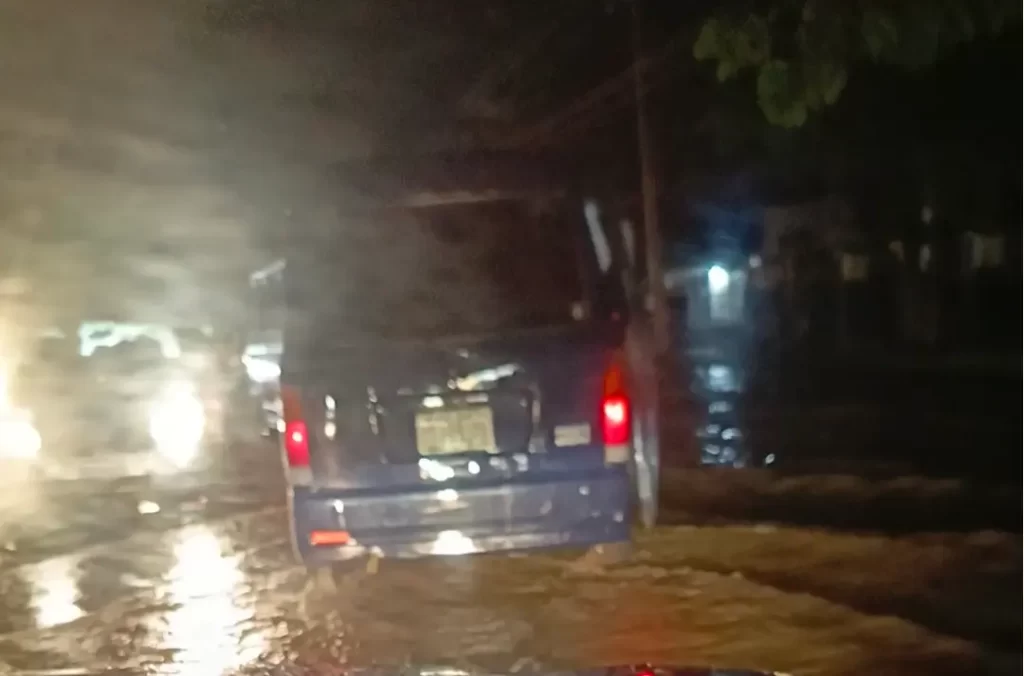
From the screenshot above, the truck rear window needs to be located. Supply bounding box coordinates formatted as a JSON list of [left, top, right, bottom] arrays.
[[285, 198, 594, 342]]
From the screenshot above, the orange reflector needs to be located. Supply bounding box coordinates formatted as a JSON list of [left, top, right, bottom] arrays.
[[309, 530, 351, 546]]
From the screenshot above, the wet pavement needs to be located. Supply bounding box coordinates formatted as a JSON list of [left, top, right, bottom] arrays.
[[671, 338, 1019, 478], [0, 442, 1018, 676], [0, 471, 281, 571], [688, 362, 747, 469], [0, 354, 1018, 676]]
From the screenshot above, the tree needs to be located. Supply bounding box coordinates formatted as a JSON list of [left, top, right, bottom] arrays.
[[692, 0, 1020, 127]]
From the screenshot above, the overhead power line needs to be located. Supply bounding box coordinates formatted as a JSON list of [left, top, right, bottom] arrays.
[[460, 2, 589, 111], [497, 23, 691, 150]]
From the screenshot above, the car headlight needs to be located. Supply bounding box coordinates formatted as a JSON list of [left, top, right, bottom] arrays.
[[0, 410, 41, 460], [148, 385, 205, 467], [0, 364, 8, 409], [243, 355, 280, 384]]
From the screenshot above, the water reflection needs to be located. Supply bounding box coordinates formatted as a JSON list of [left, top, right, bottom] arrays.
[[26, 556, 84, 628], [691, 361, 750, 467], [159, 526, 267, 676]]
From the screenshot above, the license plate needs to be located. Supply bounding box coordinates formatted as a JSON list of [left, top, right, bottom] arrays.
[[415, 407, 496, 455]]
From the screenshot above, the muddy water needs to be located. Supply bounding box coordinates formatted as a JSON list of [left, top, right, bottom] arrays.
[[0, 509, 1007, 676]]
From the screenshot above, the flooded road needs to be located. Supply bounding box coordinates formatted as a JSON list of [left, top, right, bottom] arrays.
[[0, 453, 1017, 676], [689, 362, 748, 468], [673, 334, 1019, 478]]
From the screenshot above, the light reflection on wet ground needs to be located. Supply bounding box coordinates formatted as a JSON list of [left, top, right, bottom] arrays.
[[150, 526, 270, 676], [690, 361, 750, 468], [25, 557, 84, 629], [675, 340, 1018, 477], [0, 511, 290, 673], [0, 416, 1017, 675], [0, 505, 1015, 676]]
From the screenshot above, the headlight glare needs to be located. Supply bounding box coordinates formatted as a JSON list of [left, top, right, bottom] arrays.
[[148, 388, 205, 467]]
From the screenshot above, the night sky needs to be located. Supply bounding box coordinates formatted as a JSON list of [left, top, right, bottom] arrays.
[[0, 0, 1018, 323]]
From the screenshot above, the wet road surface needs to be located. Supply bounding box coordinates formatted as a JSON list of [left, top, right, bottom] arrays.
[[1, 350, 1019, 676], [0, 471, 281, 570], [0, 448, 1018, 676], [669, 342, 1019, 479]]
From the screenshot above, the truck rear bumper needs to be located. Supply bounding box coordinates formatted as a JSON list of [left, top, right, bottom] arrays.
[[291, 467, 631, 566]]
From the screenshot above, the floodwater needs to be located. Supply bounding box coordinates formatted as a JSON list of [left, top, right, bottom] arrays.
[[0, 456, 1017, 676], [673, 328, 1019, 478]]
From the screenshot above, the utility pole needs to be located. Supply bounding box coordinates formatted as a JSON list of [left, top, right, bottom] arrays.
[[631, 0, 671, 354]]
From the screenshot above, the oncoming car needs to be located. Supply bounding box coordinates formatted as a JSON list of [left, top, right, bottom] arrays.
[[1, 330, 224, 482], [279, 162, 661, 588]]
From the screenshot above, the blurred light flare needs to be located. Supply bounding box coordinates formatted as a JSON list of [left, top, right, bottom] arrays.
[[707, 265, 730, 294], [0, 348, 42, 458], [430, 529, 476, 556], [0, 415, 42, 459], [149, 383, 205, 467], [419, 457, 455, 482], [162, 526, 268, 676], [706, 363, 737, 393], [0, 363, 8, 409], [27, 557, 84, 629], [436, 488, 459, 503], [242, 354, 280, 384]]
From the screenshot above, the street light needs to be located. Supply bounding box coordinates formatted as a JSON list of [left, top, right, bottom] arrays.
[[708, 265, 729, 294]]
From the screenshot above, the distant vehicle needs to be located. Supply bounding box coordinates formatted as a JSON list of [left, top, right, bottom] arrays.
[[278, 162, 661, 589], [246, 261, 286, 435], [2, 330, 226, 482]]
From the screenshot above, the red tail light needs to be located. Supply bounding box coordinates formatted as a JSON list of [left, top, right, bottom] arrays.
[[284, 420, 310, 467], [601, 359, 631, 445], [602, 394, 631, 445], [281, 386, 310, 467]]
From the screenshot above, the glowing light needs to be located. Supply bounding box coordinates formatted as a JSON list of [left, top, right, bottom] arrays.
[[26, 557, 84, 629], [436, 488, 459, 503], [431, 530, 476, 556], [0, 416, 41, 459], [242, 355, 280, 383], [418, 458, 455, 482], [0, 363, 8, 409], [707, 363, 736, 392], [161, 526, 268, 676], [149, 385, 205, 467], [707, 265, 730, 294]]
